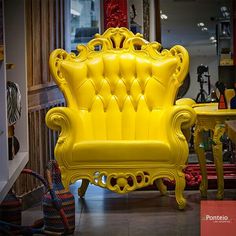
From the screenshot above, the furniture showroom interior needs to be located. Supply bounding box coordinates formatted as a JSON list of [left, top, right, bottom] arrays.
[[1, 0, 236, 235]]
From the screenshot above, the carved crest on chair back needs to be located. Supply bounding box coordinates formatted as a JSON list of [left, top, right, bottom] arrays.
[[50, 27, 189, 110]]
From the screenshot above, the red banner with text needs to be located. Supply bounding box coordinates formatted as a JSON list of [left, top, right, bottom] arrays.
[[201, 200, 236, 236]]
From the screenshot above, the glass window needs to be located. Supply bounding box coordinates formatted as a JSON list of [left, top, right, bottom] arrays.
[[70, 0, 101, 51]]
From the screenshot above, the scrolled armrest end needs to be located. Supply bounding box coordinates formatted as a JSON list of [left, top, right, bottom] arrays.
[[46, 107, 74, 132], [172, 105, 196, 129]]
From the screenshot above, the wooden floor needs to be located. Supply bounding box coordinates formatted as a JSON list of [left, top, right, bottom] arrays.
[[22, 181, 236, 236]]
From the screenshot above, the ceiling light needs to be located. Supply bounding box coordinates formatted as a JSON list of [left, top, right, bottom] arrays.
[[201, 27, 208, 31], [197, 22, 204, 27], [161, 14, 168, 20], [160, 10, 168, 20], [71, 9, 80, 16], [209, 36, 217, 44], [221, 6, 230, 18], [221, 6, 228, 13]]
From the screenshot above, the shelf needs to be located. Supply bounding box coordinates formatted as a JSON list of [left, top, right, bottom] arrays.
[[0, 0, 29, 203], [8, 152, 28, 177], [6, 63, 15, 70], [219, 64, 235, 67], [0, 152, 28, 203], [219, 36, 231, 40], [220, 59, 234, 66]]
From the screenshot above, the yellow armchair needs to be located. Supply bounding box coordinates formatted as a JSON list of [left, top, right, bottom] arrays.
[[46, 27, 196, 209]]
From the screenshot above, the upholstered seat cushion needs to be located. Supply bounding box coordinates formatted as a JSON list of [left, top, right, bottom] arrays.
[[72, 140, 170, 163]]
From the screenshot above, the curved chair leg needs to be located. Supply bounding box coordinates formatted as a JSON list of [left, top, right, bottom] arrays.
[[175, 174, 186, 210], [78, 179, 90, 198], [155, 179, 167, 196]]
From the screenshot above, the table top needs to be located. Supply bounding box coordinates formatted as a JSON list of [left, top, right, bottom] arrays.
[[193, 103, 236, 116]]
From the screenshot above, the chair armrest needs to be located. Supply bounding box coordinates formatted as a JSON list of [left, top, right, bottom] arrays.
[[165, 105, 196, 140], [175, 99, 196, 142], [176, 98, 196, 106], [46, 107, 84, 142]]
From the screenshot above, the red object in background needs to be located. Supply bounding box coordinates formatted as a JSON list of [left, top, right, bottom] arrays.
[[104, 0, 128, 29], [201, 201, 236, 236], [218, 94, 228, 109]]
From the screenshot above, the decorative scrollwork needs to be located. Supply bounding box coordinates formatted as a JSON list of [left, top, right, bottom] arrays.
[[49, 28, 189, 96], [73, 27, 164, 59], [90, 27, 147, 52], [92, 171, 151, 194]]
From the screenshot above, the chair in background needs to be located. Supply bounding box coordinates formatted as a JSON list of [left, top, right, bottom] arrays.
[[46, 27, 196, 209]]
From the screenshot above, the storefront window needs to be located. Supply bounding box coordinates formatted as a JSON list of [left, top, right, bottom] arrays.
[[70, 0, 101, 50]]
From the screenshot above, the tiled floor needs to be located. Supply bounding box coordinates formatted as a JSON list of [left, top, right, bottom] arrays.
[[22, 181, 236, 236]]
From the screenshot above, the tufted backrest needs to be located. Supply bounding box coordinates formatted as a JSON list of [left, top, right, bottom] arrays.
[[49, 27, 189, 140]]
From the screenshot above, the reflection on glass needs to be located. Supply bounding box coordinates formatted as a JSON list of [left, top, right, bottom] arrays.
[[70, 0, 100, 50], [129, 3, 142, 34]]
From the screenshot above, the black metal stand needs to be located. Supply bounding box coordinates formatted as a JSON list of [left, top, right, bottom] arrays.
[[195, 65, 211, 103], [195, 81, 208, 103]]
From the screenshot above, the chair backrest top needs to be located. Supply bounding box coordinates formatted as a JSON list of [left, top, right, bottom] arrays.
[[49, 27, 189, 110]]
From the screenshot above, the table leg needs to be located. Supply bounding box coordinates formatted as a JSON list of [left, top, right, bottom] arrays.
[[194, 126, 208, 198], [212, 124, 225, 200]]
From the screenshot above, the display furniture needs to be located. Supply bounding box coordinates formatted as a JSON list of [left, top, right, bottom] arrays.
[[217, 17, 235, 89], [0, 0, 28, 203], [193, 103, 236, 199]]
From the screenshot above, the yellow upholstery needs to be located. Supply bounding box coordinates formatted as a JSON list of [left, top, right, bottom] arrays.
[[46, 27, 196, 209]]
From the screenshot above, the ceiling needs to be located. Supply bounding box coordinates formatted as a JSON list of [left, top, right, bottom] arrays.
[[160, 0, 232, 56]]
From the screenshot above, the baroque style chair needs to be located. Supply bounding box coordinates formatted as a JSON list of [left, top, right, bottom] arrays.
[[46, 27, 196, 209]]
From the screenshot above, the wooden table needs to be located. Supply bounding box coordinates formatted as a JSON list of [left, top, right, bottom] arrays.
[[193, 103, 236, 199]]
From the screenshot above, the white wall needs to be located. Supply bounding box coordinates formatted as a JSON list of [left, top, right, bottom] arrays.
[[128, 0, 143, 32], [149, 0, 219, 100], [5, 0, 28, 152]]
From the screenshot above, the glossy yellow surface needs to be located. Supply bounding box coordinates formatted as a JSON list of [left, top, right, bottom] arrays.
[[46, 27, 196, 209], [176, 98, 196, 142], [193, 103, 236, 199]]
